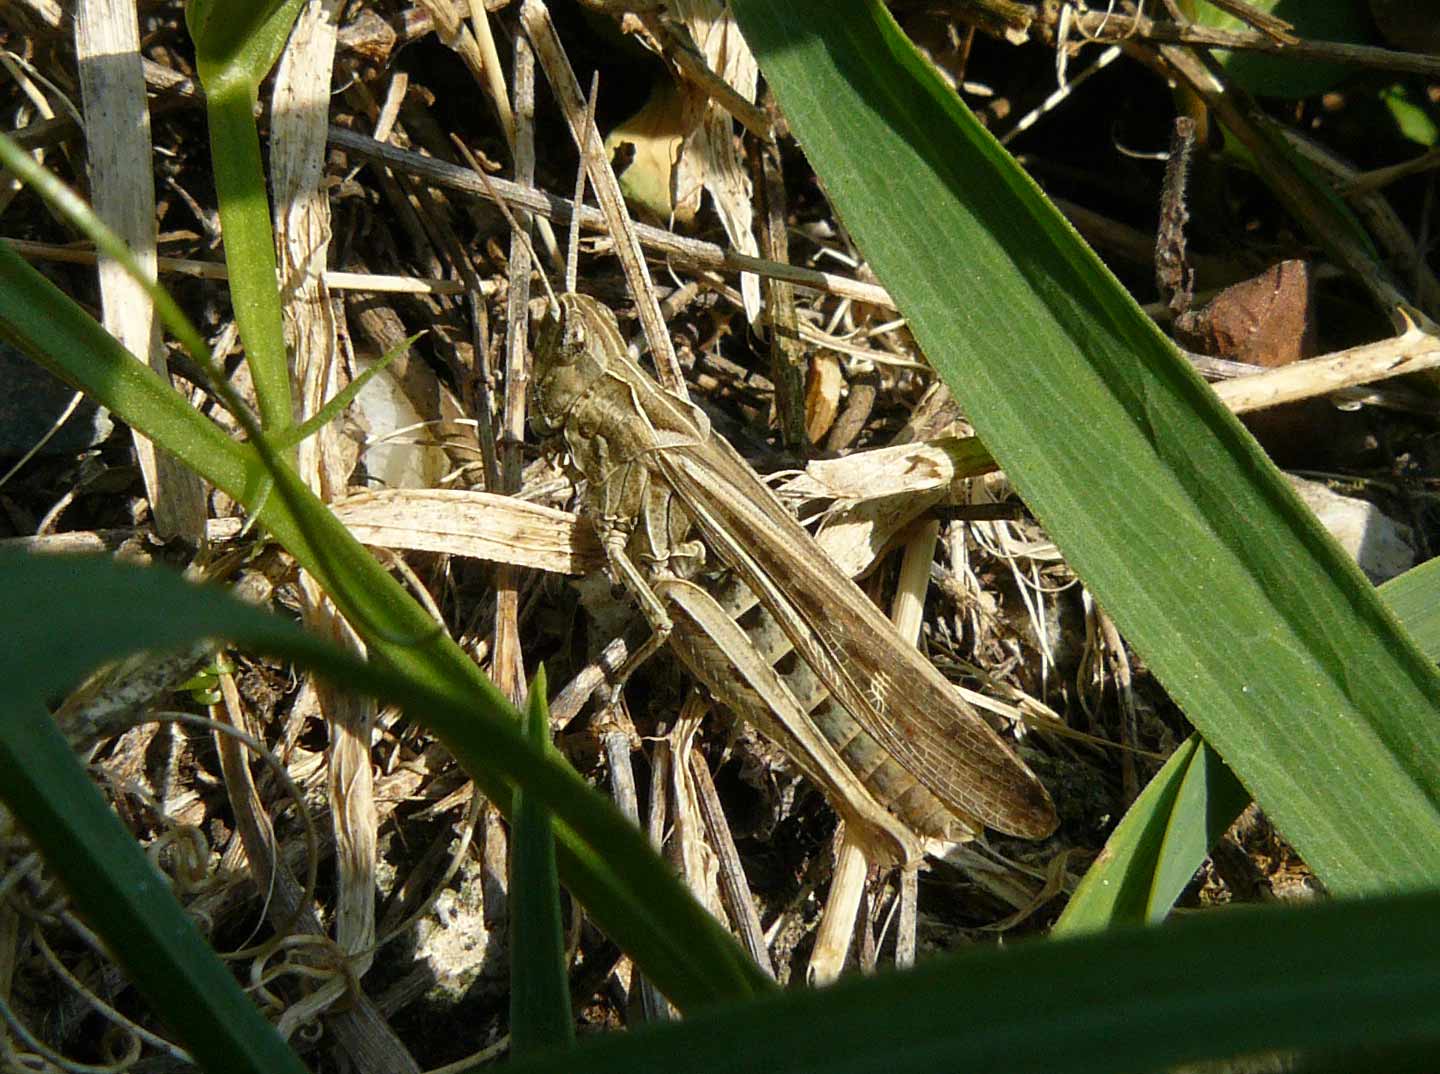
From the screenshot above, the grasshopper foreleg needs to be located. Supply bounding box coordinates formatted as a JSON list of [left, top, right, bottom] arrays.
[[594, 470, 706, 695]]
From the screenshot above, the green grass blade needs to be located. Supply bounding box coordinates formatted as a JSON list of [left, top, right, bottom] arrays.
[[0, 551, 766, 1011], [510, 667, 576, 1056], [729, 0, 1440, 897], [0, 695, 308, 1073], [0, 242, 252, 488], [1056, 734, 1250, 935], [499, 891, 1440, 1074], [185, 0, 307, 434], [185, 0, 305, 94], [276, 332, 424, 450], [0, 133, 211, 365]]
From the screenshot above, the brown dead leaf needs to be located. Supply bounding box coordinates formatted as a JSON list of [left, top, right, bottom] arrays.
[[606, 78, 705, 223]]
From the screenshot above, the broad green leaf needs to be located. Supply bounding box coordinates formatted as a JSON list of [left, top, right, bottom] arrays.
[[502, 891, 1440, 1074], [0, 697, 305, 1073], [729, 0, 1440, 897], [1193, 0, 1372, 98], [1061, 554, 1440, 933], [185, 0, 306, 97], [1382, 557, 1440, 658], [1380, 84, 1440, 149]]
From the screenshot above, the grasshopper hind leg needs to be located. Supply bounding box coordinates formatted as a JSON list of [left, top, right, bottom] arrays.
[[591, 460, 707, 705], [632, 474, 705, 580]]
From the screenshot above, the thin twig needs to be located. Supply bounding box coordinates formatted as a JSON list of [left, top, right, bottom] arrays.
[[959, 0, 1440, 77], [641, 736, 676, 1023], [637, 10, 773, 141], [1213, 322, 1440, 414], [489, 29, 543, 706], [752, 134, 808, 452], [688, 746, 776, 979], [566, 71, 599, 296], [598, 705, 672, 1019], [894, 865, 917, 970], [329, 126, 897, 309], [808, 834, 866, 985], [5, 238, 488, 294], [520, 0, 685, 394]]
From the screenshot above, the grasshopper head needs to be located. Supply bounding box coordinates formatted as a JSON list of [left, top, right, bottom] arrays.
[[531, 292, 621, 437]]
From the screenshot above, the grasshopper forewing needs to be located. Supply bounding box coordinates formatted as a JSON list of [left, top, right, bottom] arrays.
[[533, 291, 1057, 863]]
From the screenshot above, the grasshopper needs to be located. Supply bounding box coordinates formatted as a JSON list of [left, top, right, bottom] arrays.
[[531, 291, 1057, 865]]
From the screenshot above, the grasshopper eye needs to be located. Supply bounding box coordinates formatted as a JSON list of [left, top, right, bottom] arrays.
[[568, 320, 587, 350]]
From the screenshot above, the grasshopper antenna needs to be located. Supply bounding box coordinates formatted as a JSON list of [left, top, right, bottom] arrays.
[[523, 0, 684, 393], [451, 133, 560, 314], [565, 70, 600, 296]]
